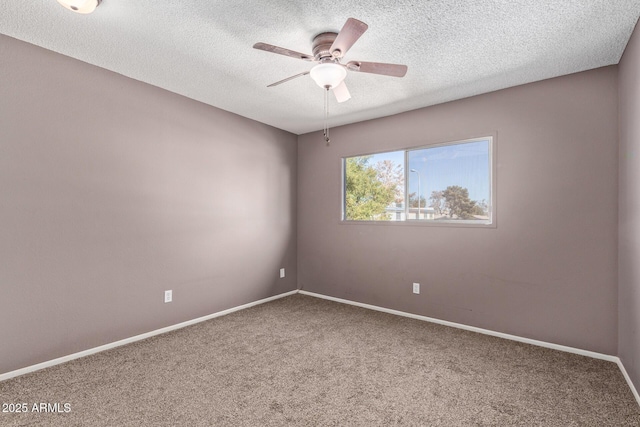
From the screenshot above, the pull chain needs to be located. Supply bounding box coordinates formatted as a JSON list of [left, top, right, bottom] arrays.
[[323, 86, 330, 146]]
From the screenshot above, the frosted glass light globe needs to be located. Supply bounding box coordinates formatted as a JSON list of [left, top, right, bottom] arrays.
[[57, 0, 101, 14], [310, 63, 347, 89]]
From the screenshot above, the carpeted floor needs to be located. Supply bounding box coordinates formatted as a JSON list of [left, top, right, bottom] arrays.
[[1, 294, 639, 426]]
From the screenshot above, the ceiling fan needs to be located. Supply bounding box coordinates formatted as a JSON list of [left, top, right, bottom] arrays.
[[253, 18, 408, 103]]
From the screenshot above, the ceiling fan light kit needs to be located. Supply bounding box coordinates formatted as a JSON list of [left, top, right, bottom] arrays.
[[254, 18, 408, 143], [309, 63, 347, 89], [56, 0, 101, 14]]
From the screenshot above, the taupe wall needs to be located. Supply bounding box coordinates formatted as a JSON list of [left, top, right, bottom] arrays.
[[619, 20, 640, 389], [298, 66, 619, 355], [0, 35, 297, 374], [0, 30, 625, 375]]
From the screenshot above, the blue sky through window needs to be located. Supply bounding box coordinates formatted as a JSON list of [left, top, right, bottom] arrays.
[[368, 139, 490, 205]]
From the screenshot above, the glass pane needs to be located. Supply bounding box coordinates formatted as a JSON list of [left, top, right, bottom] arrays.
[[407, 139, 491, 222], [344, 150, 405, 221]]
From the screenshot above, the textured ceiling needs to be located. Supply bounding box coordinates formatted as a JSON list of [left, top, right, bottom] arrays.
[[1, 1, 639, 135]]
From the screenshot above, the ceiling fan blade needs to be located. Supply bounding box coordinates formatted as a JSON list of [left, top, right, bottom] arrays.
[[346, 61, 408, 77], [253, 42, 314, 61], [333, 81, 351, 103], [329, 18, 368, 58], [267, 71, 310, 87]]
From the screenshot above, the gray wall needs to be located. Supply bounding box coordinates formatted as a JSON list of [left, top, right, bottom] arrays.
[[0, 29, 625, 375], [0, 35, 298, 374], [298, 66, 619, 355], [619, 20, 640, 390]]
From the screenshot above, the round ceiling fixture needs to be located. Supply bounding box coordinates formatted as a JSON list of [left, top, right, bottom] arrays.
[[57, 0, 101, 14], [309, 63, 347, 89]]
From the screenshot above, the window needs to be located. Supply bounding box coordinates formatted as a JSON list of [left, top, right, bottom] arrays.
[[344, 150, 405, 221], [342, 137, 494, 225]]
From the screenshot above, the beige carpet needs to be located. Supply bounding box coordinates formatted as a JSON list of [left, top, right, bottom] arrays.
[[1, 294, 639, 426]]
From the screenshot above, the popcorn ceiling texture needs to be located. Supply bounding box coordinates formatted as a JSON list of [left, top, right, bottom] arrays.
[[1, 0, 639, 134]]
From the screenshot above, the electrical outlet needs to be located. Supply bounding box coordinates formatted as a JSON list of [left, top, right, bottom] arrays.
[[280, 268, 285, 278], [413, 283, 420, 294], [164, 290, 172, 303]]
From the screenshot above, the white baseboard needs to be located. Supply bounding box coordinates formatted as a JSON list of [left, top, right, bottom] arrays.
[[616, 358, 640, 406], [4, 288, 639, 408], [298, 290, 640, 407], [0, 290, 298, 382]]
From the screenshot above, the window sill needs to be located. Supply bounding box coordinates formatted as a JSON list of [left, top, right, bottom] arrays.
[[339, 219, 496, 228]]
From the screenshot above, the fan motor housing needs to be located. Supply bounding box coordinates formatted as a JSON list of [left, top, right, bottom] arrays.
[[312, 32, 338, 61]]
